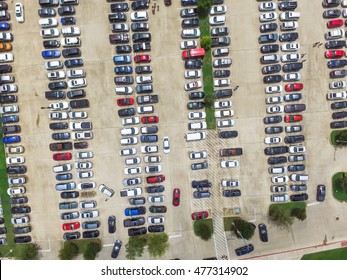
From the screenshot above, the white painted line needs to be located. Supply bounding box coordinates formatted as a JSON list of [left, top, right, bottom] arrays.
[[169, 234, 182, 239], [307, 202, 320, 207], [103, 244, 114, 247]]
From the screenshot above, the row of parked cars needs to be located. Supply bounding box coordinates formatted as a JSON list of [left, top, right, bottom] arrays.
[[0, 2, 32, 246], [257, 1, 309, 204], [321, 0, 347, 129]]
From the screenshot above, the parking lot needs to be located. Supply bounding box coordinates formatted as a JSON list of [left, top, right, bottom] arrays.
[[1, 0, 347, 260]]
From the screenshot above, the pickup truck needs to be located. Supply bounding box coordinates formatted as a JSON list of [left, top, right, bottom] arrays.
[[136, 95, 158, 104], [120, 187, 142, 197], [69, 121, 92, 131], [49, 142, 73, 151], [220, 148, 243, 157], [124, 206, 146, 216]]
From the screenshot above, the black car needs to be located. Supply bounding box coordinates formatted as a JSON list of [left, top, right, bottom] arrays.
[[1, 125, 20, 134], [52, 132, 70, 140], [114, 76, 134, 85], [284, 134, 305, 144], [288, 164, 305, 172], [9, 196, 28, 204], [211, 27, 229, 36], [67, 89, 85, 99], [259, 23, 278, 33], [116, 45, 132, 54], [109, 12, 127, 23], [223, 189, 241, 197], [322, 0, 341, 8], [235, 244, 254, 256], [284, 104, 306, 113], [148, 225, 165, 233], [316, 185, 326, 202], [322, 9, 341, 18], [263, 115, 282, 124], [0, 64, 12, 74], [263, 75, 282, 84], [13, 226, 31, 235], [331, 101, 347, 110], [108, 216, 116, 233], [132, 33, 151, 43], [189, 91, 205, 99], [332, 111, 347, 119], [111, 3, 129, 12], [128, 227, 147, 236], [61, 16, 76, 25], [268, 156, 287, 165], [45, 90, 65, 100], [260, 44, 279, 54], [325, 40, 346, 49], [214, 70, 230, 78], [278, 1, 297, 11], [131, 0, 149, 11], [11, 206, 31, 214], [74, 141, 88, 149], [135, 65, 152, 74], [14, 236, 32, 244], [264, 146, 288, 156], [328, 59, 347, 69], [64, 59, 84, 68], [214, 89, 232, 98], [284, 93, 302, 102], [330, 121, 347, 129], [181, 0, 197, 5], [1, 115, 19, 124], [290, 193, 308, 202], [258, 33, 278, 44], [63, 232, 81, 240], [58, 6, 75, 16], [43, 39, 60, 49], [133, 42, 151, 52], [83, 230, 100, 238], [123, 217, 146, 227], [49, 122, 68, 130], [192, 180, 211, 188], [0, 228, 6, 235], [38, 8, 56, 17], [279, 32, 299, 42], [211, 36, 231, 47], [111, 240, 122, 259], [135, 84, 153, 93], [330, 69, 347, 78], [7, 165, 26, 175], [182, 18, 199, 28], [265, 126, 283, 134], [56, 173, 73, 181], [60, 191, 79, 199], [146, 185, 165, 193], [258, 224, 268, 242], [219, 130, 238, 139], [62, 48, 81, 58], [283, 62, 303, 72], [185, 59, 203, 69], [118, 108, 135, 117], [149, 206, 167, 213], [131, 22, 149, 32], [70, 99, 89, 109], [48, 81, 67, 90], [262, 64, 281, 74], [187, 102, 205, 110]]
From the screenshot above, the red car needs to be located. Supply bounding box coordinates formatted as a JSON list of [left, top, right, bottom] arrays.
[[325, 50, 345, 58], [172, 188, 180, 207], [191, 211, 208, 220], [284, 114, 303, 123], [134, 55, 151, 63], [53, 152, 72, 161], [141, 116, 159, 124], [117, 97, 134, 106], [62, 222, 80, 231], [146, 175, 165, 184], [327, 19, 344, 29], [285, 83, 304, 92]]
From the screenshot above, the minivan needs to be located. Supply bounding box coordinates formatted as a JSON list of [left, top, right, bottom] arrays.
[[185, 132, 206, 141], [193, 190, 211, 199], [45, 90, 66, 100], [70, 99, 89, 108]]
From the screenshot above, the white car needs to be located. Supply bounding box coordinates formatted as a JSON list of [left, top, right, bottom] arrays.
[[61, 27, 80, 37], [184, 80, 202, 91], [125, 157, 141, 165], [189, 151, 207, 160], [40, 28, 60, 38], [271, 185, 287, 192], [259, 2, 276, 11], [7, 146, 24, 154], [6, 156, 25, 165], [7, 186, 26, 196], [180, 40, 197, 50], [281, 53, 300, 62], [47, 71, 66, 80], [147, 215, 165, 224], [325, 29, 344, 40], [264, 137, 282, 144], [181, 28, 200, 38], [61, 37, 80, 47], [281, 43, 300, 52], [265, 85, 282, 94], [122, 117, 140, 126], [145, 165, 162, 173], [130, 11, 148, 21], [220, 160, 239, 168], [221, 180, 239, 187], [163, 136, 170, 154], [214, 79, 230, 87], [11, 216, 29, 225], [119, 148, 136, 156], [136, 75, 152, 84], [144, 156, 161, 163], [120, 137, 138, 146], [8, 177, 26, 185], [75, 161, 93, 169], [49, 112, 68, 120], [53, 164, 72, 173], [280, 21, 298, 31], [121, 127, 139, 136], [188, 121, 207, 130], [289, 145, 306, 154], [283, 73, 301, 82], [99, 184, 114, 197], [45, 60, 63, 70], [115, 86, 133, 95], [214, 109, 234, 118], [185, 70, 201, 79], [72, 131, 93, 140], [0, 84, 17, 93], [49, 102, 69, 110], [217, 119, 234, 127], [0, 33, 12, 42], [210, 5, 227, 15], [188, 112, 206, 120], [209, 15, 225, 25], [81, 210, 99, 219], [69, 111, 88, 119], [271, 194, 289, 202], [326, 91, 347, 100], [141, 145, 158, 154], [76, 151, 93, 159], [280, 11, 300, 21], [271, 176, 289, 184], [39, 18, 58, 28], [67, 69, 86, 78], [266, 105, 284, 114], [15, 3, 25, 23], [214, 101, 232, 108], [259, 12, 277, 22], [0, 105, 18, 114], [266, 96, 283, 104], [77, 171, 94, 179], [68, 78, 87, 88], [124, 167, 142, 175], [330, 81, 346, 89]]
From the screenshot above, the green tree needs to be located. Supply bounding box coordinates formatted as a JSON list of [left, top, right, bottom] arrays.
[[197, 0, 213, 15], [58, 241, 78, 260], [125, 236, 147, 260], [336, 131, 347, 145], [231, 219, 255, 240], [194, 220, 213, 241], [83, 242, 101, 260], [147, 233, 169, 258], [15, 243, 40, 260], [269, 207, 294, 228], [337, 173, 347, 193], [200, 35, 211, 51], [291, 207, 307, 221]]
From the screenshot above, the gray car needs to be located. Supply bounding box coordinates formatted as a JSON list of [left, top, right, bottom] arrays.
[[191, 161, 208, 170]]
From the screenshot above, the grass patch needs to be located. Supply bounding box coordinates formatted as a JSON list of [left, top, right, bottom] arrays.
[[223, 216, 240, 231], [301, 247, 347, 260], [269, 202, 306, 213], [330, 129, 347, 146], [332, 172, 347, 201]]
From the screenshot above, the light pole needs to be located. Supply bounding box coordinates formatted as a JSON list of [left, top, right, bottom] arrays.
[[232, 222, 248, 246], [2, 249, 13, 259]]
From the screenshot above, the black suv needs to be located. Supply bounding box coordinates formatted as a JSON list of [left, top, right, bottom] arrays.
[[182, 18, 199, 28], [70, 99, 89, 108], [132, 32, 151, 42], [43, 40, 60, 49], [192, 180, 211, 188], [290, 193, 308, 201], [128, 227, 147, 236], [67, 89, 86, 99], [45, 90, 65, 100], [62, 48, 81, 58], [264, 146, 288, 156], [123, 217, 146, 227]]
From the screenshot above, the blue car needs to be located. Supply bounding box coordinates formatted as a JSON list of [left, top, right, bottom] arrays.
[[114, 66, 133, 75], [2, 135, 21, 144], [61, 16, 75, 26], [113, 55, 132, 65], [0, 22, 10, 31], [42, 50, 61, 59], [1, 115, 19, 124], [124, 206, 146, 216]]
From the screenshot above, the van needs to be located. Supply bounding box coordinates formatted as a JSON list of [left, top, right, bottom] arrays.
[[193, 190, 211, 199], [280, 11, 300, 21], [70, 99, 89, 109], [45, 90, 65, 100], [59, 201, 78, 210], [260, 54, 280, 64], [188, 121, 207, 130], [61, 37, 81, 47], [212, 48, 229, 57], [325, 29, 344, 40], [39, 18, 58, 28], [185, 132, 206, 141]]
